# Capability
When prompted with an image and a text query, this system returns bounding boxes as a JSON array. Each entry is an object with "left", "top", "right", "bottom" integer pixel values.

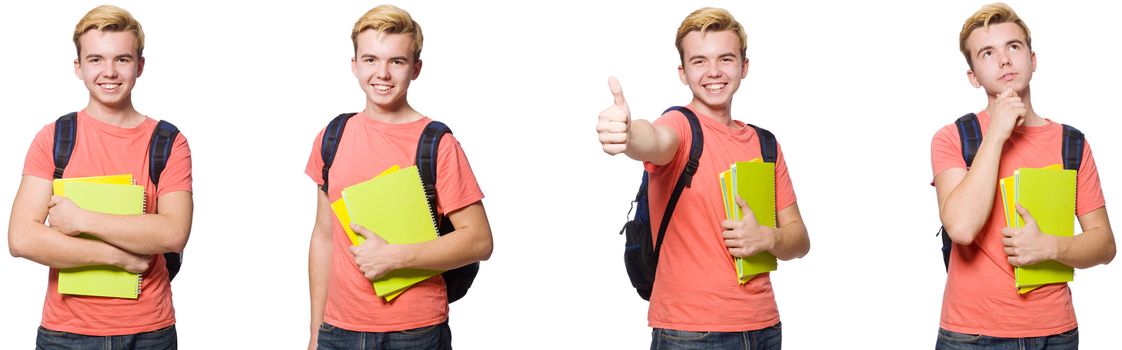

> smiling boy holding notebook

[
  {"left": 930, "top": 3, "right": 1116, "bottom": 347},
  {"left": 596, "top": 7, "right": 809, "bottom": 349},
  {"left": 304, "top": 5, "right": 493, "bottom": 349},
  {"left": 7, "top": 5, "right": 193, "bottom": 348}
]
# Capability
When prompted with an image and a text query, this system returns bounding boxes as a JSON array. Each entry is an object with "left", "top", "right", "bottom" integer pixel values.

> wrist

[{"left": 1049, "top": 235, "right": 1070, "bottom": 262}]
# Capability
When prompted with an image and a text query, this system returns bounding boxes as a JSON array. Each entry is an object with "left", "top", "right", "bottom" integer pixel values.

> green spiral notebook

[
  {"left": 54, "top": 177, "right": 145, "bottom": 299},
  {"left": 339, "top": 165, "right": 442, "bottom": 301}
]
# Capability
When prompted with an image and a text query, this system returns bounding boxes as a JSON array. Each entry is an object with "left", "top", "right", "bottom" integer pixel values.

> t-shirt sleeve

[
  {"left": 304, "top": 128, "right": 328, "bottom": 187},
  {"left": 643, "top": 110, "right": 690, "bottom": 175},
  {"left": 1075, "top": 140, "right": 1106, "bottom": 216},
  {"left": 931, "top": 124, "right": 965, "bottom": 181},
  {"left": 434, "top": 134, "right": 484, "bottom": 214},
  {"left": 774, "top": 141, "right": 797, "bottom": 211},
  {"left": 22, "top": 123, "right": 55, "bottom": 180},
  {"left": 155, "top": 133, "right": 193, "bottom": 197}
]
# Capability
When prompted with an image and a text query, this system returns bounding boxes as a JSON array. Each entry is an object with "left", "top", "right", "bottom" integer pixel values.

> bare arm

[
  {"left": 597, "top": 77, "right": 680, "bottom": 166},
  {"left": 47, "top": 190, "right": 193, "bottom": 255},
  {"left": 349, "top": 201, "right": 493, "bottom": 279},
  {"left": 1004, "top": 206, "right": 1115, "bottom": 269},
  {"left": 937, "top": 89, "right": 1025, "bottom": 244},
  {"left": 308, "top": 187, "right": 333, "bottom": 349},
  {"left": 8, "top": 175, "right": 149, "bottom": 273},
  {"left": 722, "top": 199, "right": 809, "bottom": 261},
  {"left": 770, "top": 203, "right": 810, "bottom": 260}
]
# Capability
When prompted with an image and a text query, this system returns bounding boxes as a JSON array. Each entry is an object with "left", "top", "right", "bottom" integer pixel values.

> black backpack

[
  {"left": 52, "top": 112, "right": 184, "bottom": 280},
  {"left": 937, "top": 113, "right": 1084, "bottom": 271},
  {"left": 320, "top": 113, "right": 479, "bottom": 303},
  {"left": 620, "top": 106, "right": 777, "bottom": 300}
]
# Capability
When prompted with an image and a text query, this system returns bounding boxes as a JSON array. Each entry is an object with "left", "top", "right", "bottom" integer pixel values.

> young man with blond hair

[
  {"left": 8, "top": 5, "right": 193, "bottom": 349},
  {"left": 931, "top": 3, "right": 1115, "bottom": 348},
  {"left": 597, "top": 7, "right": 809, "bottom": 349},
  {"left": 305, "top": 5, "right": 492, "bottom": 349}
]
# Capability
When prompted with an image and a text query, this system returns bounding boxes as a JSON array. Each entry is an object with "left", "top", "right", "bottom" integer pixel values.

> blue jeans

[
  {"left": 936, "top": 328, "right": 1079, "bottom": 350},
  {"left": 651, "top": 322, "right": 781, "bottom": 350},
  {"left": 317, "top": 321, "right": 452, "bottom": 350},
  {"left": 35, "top": 325, "right": 177, "bottom": 350}
]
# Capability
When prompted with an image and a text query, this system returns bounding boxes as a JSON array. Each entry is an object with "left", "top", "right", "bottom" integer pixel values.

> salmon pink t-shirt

[
  {"left": 305, "top": 113, "right": 484, "bottom": 332},
  {"left": 644, "top": 107, "right": 797, "bottom": 332},
  {"left": 22, "top": 110, "right": 193, "bottom": 336},
  {"left": 930, "top": 111, "right": 1104, "bottom": 337}
]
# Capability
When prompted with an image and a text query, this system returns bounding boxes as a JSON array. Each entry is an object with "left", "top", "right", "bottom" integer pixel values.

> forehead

[
  {"left": 78, "top": 30, "right": 138, "bottom": 56},
  {"left": 680, "top": 30, "right": 742, "bottom": 58},
  {"left": 354, "top": 30, "right": 415, "bottom": 57},
  {"left": 965, "top": 22, "right": 1027, "bottom": 53}
]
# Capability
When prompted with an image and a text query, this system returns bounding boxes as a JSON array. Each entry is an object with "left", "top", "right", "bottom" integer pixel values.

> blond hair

[
  {"left": 73, "top": 5, "right": 144, "bottom": 57},
  {"left": 959, "top": 3, "right": 1032, "bottom": 68},
  {"left": 675, "top": 7, "right": 747, "bottom": 62},
  {"left": 351, "top": 5, "right": 423, "bottom": 60}
]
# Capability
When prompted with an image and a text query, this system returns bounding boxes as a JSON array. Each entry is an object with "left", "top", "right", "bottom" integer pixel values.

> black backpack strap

[
  {"left": 653, "top": 106, "right": 704, "bottom": 260},
  {"left": 145, "top": 120, "right": 183, "bottom": 281},
  {"left": 320, "top": 113, "right": 358, "bottom": 193},
  {"left": 415, "top": 121, "right": 452, "bottom": 228},
  {"left": 747, "top": 124, "right": 778, "bottom": 163},
  {"left": 148, "top": 120, "right": 180, "bottom": 187},
  {"left": 52, "top": 112, "right": 79, "bottom": 179},
  {"left": 1061, "top": 124, "right": 1084, "bottom": 171},
  {"left": 941, "top": 113, "right": 983, "bottom": 271},
  {"left": 954, "top": 113, "right": 982, "bottom": 167}
]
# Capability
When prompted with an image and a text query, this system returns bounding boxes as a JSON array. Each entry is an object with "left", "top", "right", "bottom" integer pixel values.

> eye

[
  {"left": 116, "top": 58, "right": 130, "bottom": 63},
  {"left": 391, "top": 59, "right": 406, "bottom": 65},
  {"left": 362, "top": 57, "right": 374, "bottom": 63},
  {"left": 89, "top": 57, "right": 101, "bottom": 63},
  {"left": 980, "top": 50, "right": 992, "bottom": 59},
  {"left": 1009, "top": 44, "right": 1020, "bottom": 51}
]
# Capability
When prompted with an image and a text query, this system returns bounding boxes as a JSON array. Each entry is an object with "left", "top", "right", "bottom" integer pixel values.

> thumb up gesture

[{"left": 597, "top": 77, "right": 631, "bottom": 155}]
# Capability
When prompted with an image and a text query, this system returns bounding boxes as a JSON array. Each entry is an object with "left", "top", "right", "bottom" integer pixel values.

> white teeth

[
  {"left": 373, "top": 85, "right": 391, "bottom": 91},
  {"left": 101, "top": 84, "right": 120, "bottom": 89},
  {"left": 704, "top": 83, "right": 725, "bottom": 92}
]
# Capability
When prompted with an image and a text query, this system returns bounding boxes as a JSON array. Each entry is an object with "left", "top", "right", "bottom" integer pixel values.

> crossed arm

[{"left": 8, "top": 175, "right": 193, "bottom": 272}]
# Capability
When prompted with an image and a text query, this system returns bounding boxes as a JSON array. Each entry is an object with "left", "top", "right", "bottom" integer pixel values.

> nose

[
  {"left": 373, "top": 62, "right": 391, "bottom": 80},
  {"left": 997, "top": 51, "right": 1013, "bottom": 68},
  {"left": 705, "top": 61, "right": 722, "bottom": 78}
]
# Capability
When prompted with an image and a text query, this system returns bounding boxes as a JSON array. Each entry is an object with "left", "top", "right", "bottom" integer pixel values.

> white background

[{"left": 1, "top": 1, "right": 1118, "bottom": 348}]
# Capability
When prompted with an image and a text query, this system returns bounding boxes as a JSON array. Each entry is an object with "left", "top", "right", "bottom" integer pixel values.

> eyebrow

[
  {"left": 358, "top": 53, "right": 410, "bottom": 61},
  {"left": 687, "top": 52, "right": 738, "bottom": 62},
  {"left": 83, "top": 53, "right": 135, "bottom": 60},
  {"left": 976, "top": 39, "right": 1025, "bottom": 57}
]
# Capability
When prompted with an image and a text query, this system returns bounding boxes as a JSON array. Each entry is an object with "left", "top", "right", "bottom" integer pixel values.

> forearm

[
  {"left": 940, "top": 139, "right": 1003, "bottom": 243},
  {"left": 308, "top": 230, "right": 331, "bottom": 333},
  {"left": 1054, "top": 209, "right": 1115, "bottom": 268},
  {"left": 81, "top": 211, "right": 190, "bottom": 254},
  {"left": 623, "top": 120, "right": 677, "bottom": 165},
  {"left": 80, "top": 191, "right": 193, "bottom": 255},
  {"left": 398, "top": 224, "right": 493, "bottom": 271},
  {"left": 10, "top": 220, "right": 136, "bottom": 269},
  {"left": 771, "top": 219, "right": 809, "bottom": 261},
  {"left": 1053, "top": 228, "right": 1116, "bottom": 268}
]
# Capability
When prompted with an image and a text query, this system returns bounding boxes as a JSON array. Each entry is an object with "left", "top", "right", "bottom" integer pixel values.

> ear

[
  {"left": 411, "top": 59, "right": 422, "bottom": 80},
  {"left": 967, "top": 69, "right": 981, "bottom": 88},
  {"left": 351, "top": 56, "right": 358, "bottom": 77},
  {"left": 1030, "top": 50, "right": 1037, "bottom": 73},
  {"left": 74, "top": 58, "right": 81, "bottom": 79},
  {"left": 678, "top": 64, "right": 687, "bottom": 85},
  {"left": 740, "top": 57, "right": 749, "bottom": 79},
  {"left": 136, "top": 56, "right": 145, "bottom": 78}
]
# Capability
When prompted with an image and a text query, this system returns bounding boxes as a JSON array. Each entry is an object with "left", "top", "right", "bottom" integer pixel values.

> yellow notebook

[
  {"left": 330, "top": 198, "right": 406, "bottom": 301},
  {"left": 1012, "top": 166, "right": 1075, "bottom": 293},
  {"left": 728, "top": 159, "right": 777, "bottom": 284},
  {"left": 340, "top": 165, "right": 441, "bottom": 300},
  {"left": 54, "top": 178, "right": 145, "bottom": 299}
]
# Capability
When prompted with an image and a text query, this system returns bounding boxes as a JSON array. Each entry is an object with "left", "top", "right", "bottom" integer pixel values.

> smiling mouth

[
  {"left": 98, "top": 83, "right": 122, "bottom": 91},
  {"left": 703, "top": 83, "right": 727, "bottom": 93},
  {"left": 372, "top": 84, "right": 393, "bottom": 92}
]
